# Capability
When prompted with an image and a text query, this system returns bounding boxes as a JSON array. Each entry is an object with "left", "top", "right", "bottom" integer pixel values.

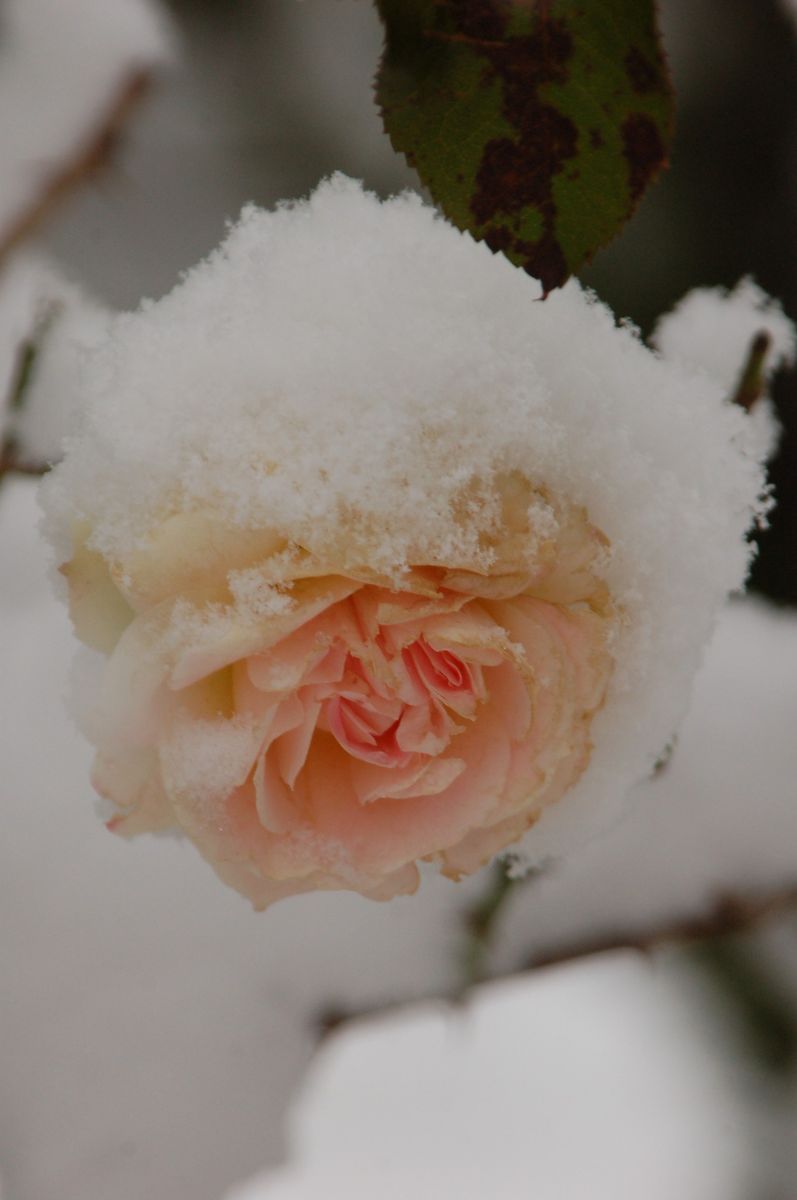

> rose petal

[
  {"left": 253, "top": 750, "right": 301, "bottom": 835},
  {"left": 274, "top": 696, "right": 322, "bottom": 789},
  {"left": 111, "top": 511, "right": 287, "bottom": 610},
  {"left": 61, "top": 523, "right": 134, "bottom": 654},
  {"left": 94, "top": 749, "right": 174, "bottom": 835},
  {"left": 168, "top": 576, "right": 359, "bottom": 689},
  {"left": 350, "top": 753, "right": 467, "bottom": 804},
  {"left": 299, "top": 714, "right": 510, "bottom": 877}
]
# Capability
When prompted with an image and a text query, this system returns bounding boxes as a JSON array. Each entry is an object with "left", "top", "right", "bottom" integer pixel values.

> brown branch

[
  {"left": 316, "top": 883, "right": 797, "bottom": 1037},
  {"left": 0, "top": 442, "right": 50, "bottom": 481},
  {"left": 525, "top": 885, "right": 797, "bottom": 970},
  {"left": 0, "top": 68, "right": 152, "bottom": 269},
  {"left": 0, "top": 72, "right": 152, "bottom": 487}
]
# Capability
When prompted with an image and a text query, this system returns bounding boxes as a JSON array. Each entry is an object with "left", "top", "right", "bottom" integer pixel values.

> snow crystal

[
  {"left": 227, "top": 957, "right": 752, "bottom": 1200},
  {"left": 0, "top": 0, "right": 172, "bottom": 246},
  {"left": 42, "top": 175, "right": 793, "bottom": 863}
]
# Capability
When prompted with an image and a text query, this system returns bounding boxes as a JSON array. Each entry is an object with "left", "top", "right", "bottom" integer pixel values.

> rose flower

[
  {"left": 62, "top": 476, "right": 613, "bottom": 906},
  {"left": 43, "top": 178, "right": 786, "bottom": 907}
]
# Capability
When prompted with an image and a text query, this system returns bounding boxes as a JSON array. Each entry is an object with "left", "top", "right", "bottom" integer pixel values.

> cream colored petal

[
  {"left": 439, "top": 569, "right": 535, "bottom": 600},
  {"left": 233, "top": 659, "right": 287, "bottom": 725},
  {"left": 208, "top": 855, "right": 419, "bottom": 911},
  {"left": 93, "top": 749, "right": 175, "bottom": 836},
  {"left": 369, "top": 587, "right": 467, "bottom": 626},
  {"left": 379, "top": 604, "right": 511, "bottom": 666},
  {"left": 60, "top": 523, "right": 134, "bottom": 654},
  {"left": 168, "top": 576, "right": 360, "bottom": 690},
  {"left": 438, "top": 808, "right": 540, "bottom": 878},
  {"left": 111, "top": 511, "right": 288, "bottom": 610},
  {"left": 527, "top": 511, "right": 611, "bottom": 609},
  {"left": 94, "top": 605, "right": 176, "bottom": 747},
  {"left": 246, "top": 610, "right": 350, "bottom": 693}
]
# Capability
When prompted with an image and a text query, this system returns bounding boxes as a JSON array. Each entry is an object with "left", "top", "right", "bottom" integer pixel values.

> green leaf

[{"left": 376, "top": 0, "right": 674, "bottom": 293}]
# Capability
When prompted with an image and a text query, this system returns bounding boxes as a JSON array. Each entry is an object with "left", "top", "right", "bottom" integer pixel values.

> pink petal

[
  {"left": 253, "top": 751, "right": 301, "bottom": 835},
  {"left": 274, "top": 696, "right": 322, "bottom": 788},
  {"left": 169, "top": 576, "right": 359, "bottom": 690}
]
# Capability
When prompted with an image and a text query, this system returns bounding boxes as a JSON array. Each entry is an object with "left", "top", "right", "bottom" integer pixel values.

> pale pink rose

[{"left": 61, "top": 474, "right": 614, "bottom": 908}]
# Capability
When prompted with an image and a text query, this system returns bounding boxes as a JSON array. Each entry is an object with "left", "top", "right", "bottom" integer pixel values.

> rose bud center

[{"left": 322, "top": 638, "right": 480, "bottom": 769}]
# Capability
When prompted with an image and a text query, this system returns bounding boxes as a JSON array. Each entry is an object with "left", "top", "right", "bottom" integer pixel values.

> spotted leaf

[{"left": 376, "top": 0, "right": 674, "bottom": 293}]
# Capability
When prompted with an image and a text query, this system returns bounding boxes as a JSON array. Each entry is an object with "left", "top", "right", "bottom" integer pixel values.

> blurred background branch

[
  {"left": 0, "top": 70, "right": 152, "bottom": 270},
  {"left": 524, "top": 885, "right": 797, "bottom": 973}
]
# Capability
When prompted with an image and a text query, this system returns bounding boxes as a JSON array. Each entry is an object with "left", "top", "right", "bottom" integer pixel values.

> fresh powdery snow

[
  {"left": 653, "top": 278, "right": 796, "bottom": 394},
  {"left": 225, "top": 957, "right": 753, "bottom": 1200},
  {"left": 42, "top": 174, "right": 794, "bottom": 867},
  {"left": 0, "top": 0, "right": 172, "bottom": 249}
]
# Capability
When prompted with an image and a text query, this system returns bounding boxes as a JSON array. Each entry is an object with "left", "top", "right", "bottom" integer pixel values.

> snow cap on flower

[{"left": 42, "top": 176, "right": 788, "bottom": 888}]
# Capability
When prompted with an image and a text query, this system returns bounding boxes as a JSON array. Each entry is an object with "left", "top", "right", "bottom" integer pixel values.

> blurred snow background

[
  {"left": 226, "top": 958, "right": 756, "bottom": 1200},
  {"left": 1, "top": 1, "right": 797, "bottom": 1199}
]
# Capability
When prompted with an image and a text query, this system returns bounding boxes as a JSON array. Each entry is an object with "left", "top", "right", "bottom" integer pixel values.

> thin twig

[
  {"left": 461, "top": 860, "right": 519, "bottom": 986},
  {"left": 315, "top": 882, "right": 797, "bottom": 1037},
  {"left": 0, "top": 441, "right": 50, "bottom": 480},
  {"left": 0, "top": 69, "right": 152, "bottom": 268},
  {"left": 525, "top": 884, "right": 797, "bottom": 971},
  {"left": 0, "top": 309, "right": 61, "bottom": 485}
]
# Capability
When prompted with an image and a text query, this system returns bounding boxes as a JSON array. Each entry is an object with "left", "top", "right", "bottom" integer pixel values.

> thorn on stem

[{"left": 730, "top": 330, "right": 771, "bottom": 411}]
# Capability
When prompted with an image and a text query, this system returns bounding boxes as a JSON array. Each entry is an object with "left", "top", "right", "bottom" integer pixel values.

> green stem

[
  {"left": 461, "top": 860, "right": 523, "bottom": 988},
  {"left": 690, "top": 935, "right": 797, "bottom": 1077}
]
